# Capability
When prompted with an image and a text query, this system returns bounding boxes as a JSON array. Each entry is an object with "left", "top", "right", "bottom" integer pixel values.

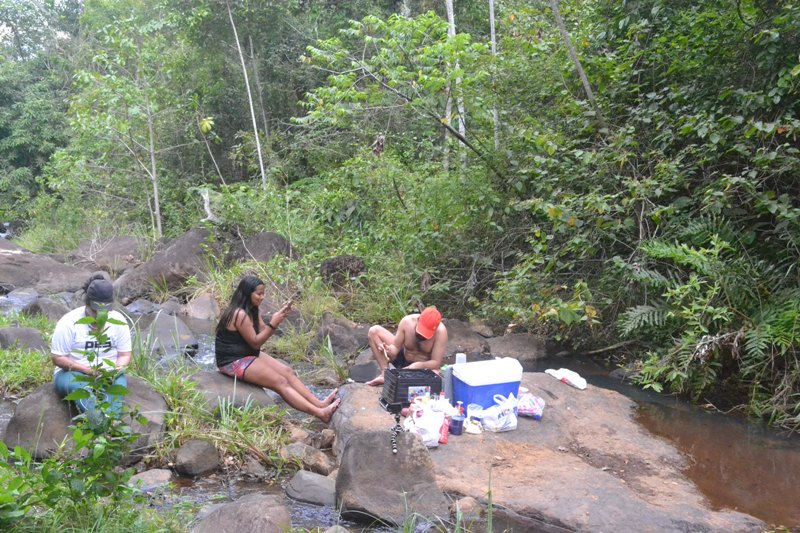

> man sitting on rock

[{"left": 366, "top": 307, "right": 448, "bottom": 386}]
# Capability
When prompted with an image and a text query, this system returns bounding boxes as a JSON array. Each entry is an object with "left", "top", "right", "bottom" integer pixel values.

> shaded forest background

[{"left": 1, "top": 0, "right": 799, "bottom": 430}]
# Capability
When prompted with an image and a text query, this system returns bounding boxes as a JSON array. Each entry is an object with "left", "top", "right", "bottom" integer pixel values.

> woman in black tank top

[{"left": 215, "top": 276, "right": 340, "bottom": 422}]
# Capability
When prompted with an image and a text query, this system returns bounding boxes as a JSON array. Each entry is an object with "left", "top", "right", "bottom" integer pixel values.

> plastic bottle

[
  {"left": 432, "top": 391, "right": 447, "bottom": 412},
  {"left": 442, "top": 365, "right": 453, "bottom": 405},
  {"left": 456, "top": 401, "right": 464, "bottom": 416}
]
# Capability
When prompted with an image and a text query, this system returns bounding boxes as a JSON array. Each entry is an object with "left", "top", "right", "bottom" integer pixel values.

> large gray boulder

[
  {"left": 0, "top": 326, "right": 48, "bottom": 352},
  {"left": 132, "top": 312, "right": 198, "bottom": 358},
  {"left": 279, "top": 441, "right": 335, "bottom": 475},
  {"left": 71, "top": 236, "right": 143, "bottom": 277},
  {"left": 114, "top": 228, "right": 218, "bottom": 304},
  {"left": 3, "top": 376, "right": 167, "bottom": 461},
  {"left": 188, "top": 371, "right": 277, "bottom": 413},
  {"left": 226, "top": 231, "right": 294, "bottom": 263},
  {"left": 442, "top": 318, "right": 491, "bottom": 363},
  {"left": 129, "top": 468, "right": 173, "bottom": 492},
  {"left": 21, "top": 297, "right": 71, "bottom": 323},
  {"left": 347, "top": 349, "right": 379, "bottom": 383},
  {"left": 487, "top": 332, "right": 557, "bottom": 364},
  {"left": 175, "top": 439, "right": 219, "bottom": 476},
  {"left": 312, "top": 313, "right": 368, "bottom": 360},
  {"left": 336, "top": 431, "right": 449, "bottom": 526},
  {"left": 191, "top": 493, "right": 291, "bottom": 533},
  {"left": 0, "top": 239, "right": 90, "bottom": 294},
  {"left": 332, "top": 380, "right": 767, "bottom": 533},
  {"left": 286, "top": 470, "right": 336, "bottom": 506},
  {"left": 183, "top": 292, "right": 220, "bottom": 321}
]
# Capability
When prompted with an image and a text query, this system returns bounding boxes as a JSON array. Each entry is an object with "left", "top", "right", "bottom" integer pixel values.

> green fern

[
  {"left": 617, "top": 303, "right": 668, "bottom": 337},
  {"left": 629, "top": 266, "right": 670, "bottom": 288},
  {"left": 743, "top": 326, "right": 771, "bottom": 363},
  {"left": 679, "top": 215, "right": 738, "bottom": 246}
]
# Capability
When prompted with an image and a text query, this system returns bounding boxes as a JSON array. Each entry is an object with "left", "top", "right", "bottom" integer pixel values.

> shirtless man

[{"left": 365, "top": 306, "right": 448, "bottom": 387}]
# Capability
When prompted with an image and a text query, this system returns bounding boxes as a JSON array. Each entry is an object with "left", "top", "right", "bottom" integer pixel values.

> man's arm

[
  {"left": 51, "top": 354, "right": 97, "bottom": 376},
  {"left": 384, "top": 316, "right": 410, "bottom": 359},
  {"left": 115, "top": 351, "right": 132, "bottom": 369}
]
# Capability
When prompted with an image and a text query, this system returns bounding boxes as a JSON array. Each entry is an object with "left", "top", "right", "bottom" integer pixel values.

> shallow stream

[{"left": 528, "top": 356, "right": 800, "bottom": 530}]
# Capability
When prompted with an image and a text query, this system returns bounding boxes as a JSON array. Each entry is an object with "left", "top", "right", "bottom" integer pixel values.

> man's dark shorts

[{"left": 392, "top": 348, "right": 408, "bottom": 369}]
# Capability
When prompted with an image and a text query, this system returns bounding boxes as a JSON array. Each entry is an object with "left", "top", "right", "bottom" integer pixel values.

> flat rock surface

[{"left": 332, "top": 374, "right": 766, "bottom": 533}]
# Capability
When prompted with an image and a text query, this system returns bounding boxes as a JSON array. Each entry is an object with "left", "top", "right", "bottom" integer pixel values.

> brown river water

[{"left": 548, "top": 356, "right": 800, "bottom": 530}]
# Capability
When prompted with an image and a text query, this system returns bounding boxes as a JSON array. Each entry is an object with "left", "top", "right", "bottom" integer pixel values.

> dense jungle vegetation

[{"left": 1, "top": 0, "right": 799, "bottom": 439}]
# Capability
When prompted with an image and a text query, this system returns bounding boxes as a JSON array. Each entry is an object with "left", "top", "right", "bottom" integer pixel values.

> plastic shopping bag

[
  {"left": 545, "top": 368, "right": 587, "bottom": 390},
  {"left": 482, "top": 393, "right": 518, "bottom": 432},
  {"left": 405, "top": 401, "right": 445, "bottom": 447},
  {"left": 517, "top": 392, "right": 546, "bottom": 419}
]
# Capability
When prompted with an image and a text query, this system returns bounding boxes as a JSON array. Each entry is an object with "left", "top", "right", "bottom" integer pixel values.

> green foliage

[
  {"left": 0, "top": 346, "right": 52, "bottom": 398},
  {"left": 0, "top": 313, "right": 53, "bottom": 397},
  {"left": 299, "top": 11, "right": 491, "bottom": 168},
  {"left": 0, "top": 311, "right": 145, "bottom": 528},
  {"left": 142, "top": 361, "right": 289, "bottom": 469},
  {"left": 0, "top": 0, "right": 80, "bottom": 221},
  {"left": 317, "top": 335, "right": 349, "bottom": 382}
]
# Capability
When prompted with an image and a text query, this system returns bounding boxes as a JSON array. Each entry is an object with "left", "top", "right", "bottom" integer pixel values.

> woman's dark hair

[{"left": 216, "top": 275, "right": 264, "bottom": 334}]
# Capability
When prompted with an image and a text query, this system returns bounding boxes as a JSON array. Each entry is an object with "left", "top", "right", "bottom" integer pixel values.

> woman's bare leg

[
  {"left": 259, "top": 353, "right": 334, "bottom": 408},
  {"left": 243, "top": 357, "right": 340, "bottom": 422}
]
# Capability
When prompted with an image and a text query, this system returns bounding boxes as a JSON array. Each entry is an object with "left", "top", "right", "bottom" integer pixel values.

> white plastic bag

[
  {"left": 405, "top": 401, "right": 444, "bottom": 447},
  {"left": 545, "top": 368, "right": 587, "bottom": 390},
  {"left": 517, "top": 392, "right": 545, "bottom": 419},
  {"left": 481, "top": 393, "right": 518, "bottom": 432}
]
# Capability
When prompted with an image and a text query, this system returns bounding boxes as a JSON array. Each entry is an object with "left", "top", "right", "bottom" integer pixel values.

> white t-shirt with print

[{"left": 50, "top": 307, "right": 132, "bottom": 373}]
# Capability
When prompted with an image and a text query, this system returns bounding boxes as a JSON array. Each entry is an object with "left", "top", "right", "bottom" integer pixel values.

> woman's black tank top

[{"left": 215, "top": 328, "right": 258, "bottom": 367}]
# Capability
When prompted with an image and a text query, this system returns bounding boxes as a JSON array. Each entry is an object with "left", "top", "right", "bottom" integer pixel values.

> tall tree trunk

[
  {"left": 249, "top": 36, "right": 270, "bottom": 142},
  {"left": 443, "top": 87, "right": 451, "bottom": 172},
  {"left": 549, "top": 0, "right": 606, "bottom": 127},
  {"left": 145, "top": 105, "right": 163, "bottom": 239},
  {"left": 489, "top": 0, "right": 500, "bottom": 150},
  {"left": 226, "top": 0, "right": 267, "bottom": 187},
  {"left": 445, "top": 0, "right": 467, "bottom": 172}
]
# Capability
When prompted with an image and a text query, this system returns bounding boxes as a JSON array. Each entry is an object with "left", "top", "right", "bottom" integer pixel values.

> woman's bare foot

[
  {"left": 323, "top": 388, "right": 338, "bottom": 405},
  {"left": 319, "top": 399, "right": 341, "bottom": 423}
]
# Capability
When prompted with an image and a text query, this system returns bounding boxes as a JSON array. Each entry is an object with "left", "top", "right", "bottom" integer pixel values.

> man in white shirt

[{"left": 51, "top": 275, "right": 132, "bottom": 416}]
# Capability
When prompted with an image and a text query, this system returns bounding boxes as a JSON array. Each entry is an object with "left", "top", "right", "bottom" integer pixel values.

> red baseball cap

[{"left": 416, "top": 306, "right": 442, "bottom": 339}]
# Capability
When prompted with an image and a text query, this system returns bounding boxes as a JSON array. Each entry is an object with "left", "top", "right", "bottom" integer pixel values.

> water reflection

[
  {"left": 525, "top": 356, "right": 799, "bottom": 529},
  {"left": 636, "top": 400, "right": 800, "bottom": 529}
]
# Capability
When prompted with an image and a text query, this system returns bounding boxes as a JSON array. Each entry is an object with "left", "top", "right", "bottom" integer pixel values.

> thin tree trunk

[
  {"left": 359, "top": 65, "right": 506, "bottom": 180},
  {"left": 443, "top": 87, "right": 451, "bottom": 172},
  {"left": 249, "top": 36, "right": 270, "bottom": 141},
  {"left": 445, "top": 0, "right": 467, "bottom": 172},
  {"left": 203, "top": 133, "right": 226, "bottom": 185},
  {"left": 489, "top": 0, "right": 500, "bottom": 150},
  {"left": 145, "top": 105, "right": 163, "bottom": 239},
  {"left": 226, "top": 0, "right": 267, "bottom": 187},
  {"left": 549, "top": 0, "right": 606, "bottom": 127}
]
